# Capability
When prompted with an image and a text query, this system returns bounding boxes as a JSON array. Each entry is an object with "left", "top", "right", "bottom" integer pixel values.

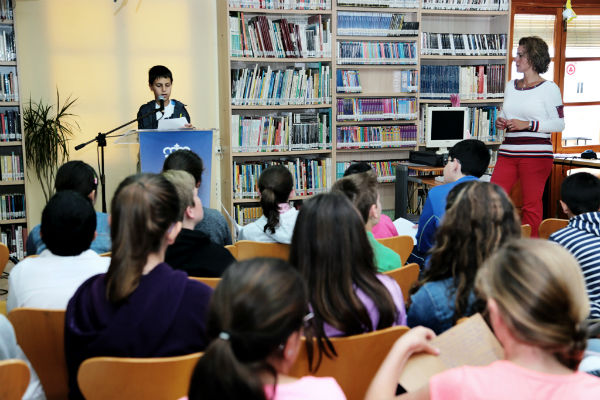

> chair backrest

[
  {"left": 0, "top": 359, "right": 30, "bottom": 400},
  {"left": 7, "top": 308, "right": 67, "bottom": 400},
  {"left": 0, "top": 242, "right": 9, "bottom": 276},
  {"left": 538, "top": 218, "right": 569, "bottom": 239},
  {"left": 77, "top": 352, "right": 202, "bottom": 400},
  {"left": 225, "top": 244, "right": 237, "bottom": 259},
  {"left": 376, "top": 235, "right": 414, "bottom": 264},
  {"left": 189, "top": 276, "right": 221, "bottom": 289},
  {"left": 521, "top": 224, "right": 532, "bottom": 238},
  {"left": 99, "top": 251, "right": 111, "bottom": 257},
  {"left": 289, "top": 325, "right": 409, "bottom": 400},
  {"left": 233, "top": 240, "right": 290, "bottom": 261},
  {"left": 383, "top": 263, "right": 420, "bottom": 303}
]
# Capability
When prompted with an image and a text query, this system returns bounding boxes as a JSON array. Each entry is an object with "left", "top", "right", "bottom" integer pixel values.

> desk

[
  {"left": 549, "top": 155, "right": 600, "bottom": 218},
  {"left": 553, "top": 156, "right": 600, "bottom": 169},
  {"left": 402, "top": 163, "right": 444, "bottom": 213}
]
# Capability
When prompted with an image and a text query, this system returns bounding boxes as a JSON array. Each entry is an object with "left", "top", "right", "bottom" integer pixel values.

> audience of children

[
  {"left": 238, "top": 165, "right": 298, "bottom": 244},
  {"left": 186, "top": 258, "right": 346, "bottom": 400},
  {"left": 407, "top": 181, "right": 521, "bottom": 334},
  {"left": 333, "top": 170, "right": 402, "bottom": 271},
  {"left": 26, "top": 160, "right": 111, "bottom": 255},
  {"left": 342, "top": 162, "right": 399, "bottom": 238},
  {"left": 162, "top": 149, "right": 232, "bottom": 246},
  {"left": 64, "top": 173, "right": 212, "bottom": 399},
  {"left": 0, "top": 314, "right": 45, "bottom": 400},
  {"left": 366, "top": 239, "right": 600, "bottom": 399},
  {"left": 163, "top": 169, "right": 235, "bottom": 277},
  {"left": 289, "top": 192, "right": 406, "bottom": 367},
  {"left": 549, "top": 172, "right": 600, "bottom": 319},
  {"left": 412, "top": 139, "right": 490, "bottom": 266},
  {"left": 7, "top": 191, "right": 110, "bottom": 312}
]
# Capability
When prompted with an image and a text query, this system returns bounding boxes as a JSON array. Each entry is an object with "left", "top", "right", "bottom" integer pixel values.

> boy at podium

[{"left": 137, "top": 65, "right": 191, "bottom": 129}]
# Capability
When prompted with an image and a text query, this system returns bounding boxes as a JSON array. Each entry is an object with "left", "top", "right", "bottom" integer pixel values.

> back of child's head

[
  {"left": 188, "top": 258, "right": 307, "bottom": 400},
  {"left": 106, "top": 173, "right": 181, "bottom": 304},
  {"left": 448, "top": 139, "right": 490, "bottom": 178},
  {"left": 41, "top": 190, "right": 96, "bottom": 256},
  {"left": 258, "top": 165, "right": 294, "bottom": 234},
  {"left": 148, "top": 65, "right": 173, "bottom": 85},
  {"left": 476, "top": 238, "right": 589, "bottom": 370},
  {"left": 332, "top": 170, "right": 378, "bottom": 224},
  {"left": 54, "top": 160, "right": 98, "bottom": 200},
  {"left": 162, "top": 149, "right": 204, "bottom": 187},
  {"left": 162, "top": 169, "right": 196, "bottom": 220},
  {"left": 343, "top": 162, "right": 372, "bottom": 177},
  {"left": 561, "top": 172, "right": 600, "bottom": 215}
]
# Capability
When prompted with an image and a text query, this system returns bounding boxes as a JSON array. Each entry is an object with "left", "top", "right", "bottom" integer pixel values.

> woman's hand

[
  {"left": 505, "top": 119, "right": 529, "bottom": 131},
  {"left": 495, "top": 117, "right": 508, "bottom": 130}
]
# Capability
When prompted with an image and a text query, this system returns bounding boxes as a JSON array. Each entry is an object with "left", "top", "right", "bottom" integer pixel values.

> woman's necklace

[{"left": 521, "top": 77, "right": 543, "bottom": 89}]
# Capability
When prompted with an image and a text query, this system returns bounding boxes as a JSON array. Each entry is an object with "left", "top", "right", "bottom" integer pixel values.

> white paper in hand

[{"left": 157, "top": 117, "right": 188, "bottom": 130}]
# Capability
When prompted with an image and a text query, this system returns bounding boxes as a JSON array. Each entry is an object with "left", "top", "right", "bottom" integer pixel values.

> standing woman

[{"left": 492, "top": 36, "right": 565, "bottom": 236}]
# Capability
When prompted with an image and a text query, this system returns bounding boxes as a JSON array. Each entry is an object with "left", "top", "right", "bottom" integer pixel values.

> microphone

[{"left": 158, "top": 95, "right": 165, "bottom": 112}]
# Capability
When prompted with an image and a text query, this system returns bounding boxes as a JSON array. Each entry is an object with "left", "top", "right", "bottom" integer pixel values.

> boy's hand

[{"left": 184, "top": 123, "right": 194, "bottom": 129}]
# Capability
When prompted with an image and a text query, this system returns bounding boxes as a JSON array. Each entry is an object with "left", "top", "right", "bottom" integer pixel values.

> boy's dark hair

[
  {"left": 162, "top": 150, "right": 204, "bottom": 186},
  {"left": 41, "top": 191, "right": 97, "bottom": 256},
  {"left": 561, "top": 172, "right": 600, "bottom": 215},
  {"left": 55, "top": 161, "right": 98, "bottom": 198},
  {"left": 148, "top": 65, "right": 173, "bottom": 85},
  {"left": 448, "top": 139, "right": 490, "bottom": 178},
  {"left": 343, "top": 162, "right": 372, "bottom": 177}
]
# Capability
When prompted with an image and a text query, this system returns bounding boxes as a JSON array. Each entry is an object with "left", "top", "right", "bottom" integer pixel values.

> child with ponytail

[
  {"left": 238, "top": 165, "right": 298, "bottom": 244},
  {"left": 187, "top": 258, "right": 346, "bottom": 400}
]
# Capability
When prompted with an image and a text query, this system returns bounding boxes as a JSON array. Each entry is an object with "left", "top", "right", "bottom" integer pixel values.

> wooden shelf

[
  {"left": 0, "top": 218, "right": 26, "bottom": 225},
  {"left": 336, "top": 119, "right": 418, "bottom": 126},
  {"left": 0, "top": 141, "right": 21, "bottom": 146},
  {"left": 0, "top": 101, "right": 18, "bottom": 106},
  {"left": 231, "top": 57, "right": 331, "bottom": 63},
  {"left": 336, "top": 92, "right": 417, "bottom": 98},
  {"left": 419, "top": 98, "right": 503, "bottom": 104},
  {"left": 421, "top": 9, "right": 509, "bottom": 16},
  {"left": 336, "top": 147, "right": 415, "bottom": 153},
  {"left": 232, "top": 149, "right": 332, "bottom": 157},
  {"left": 336, "top": 35, "right": 418, "bottom": 41},
  {"left": 420, "top": 55, "right": 507, "bottom": 60},
  {"left": 0, "top": 180, "right": 24, "bottom": 186},
  {"left": 336, "top": 6, "right": 419, "bottom": 13},
  {"left": 0, "top": 19, "right": 13, "bottom": 25},
  {"left": 0, "top": 61, "right": 16, "bottom": 66},
  {"left": 228, "top": 7, "right": 332, "bottom": 14},
  {"left": 231, "top": 104, "right": 332, "bottom": 110},
  {"left": 233, "top": 194, "right": 317, "bottom": 204}
]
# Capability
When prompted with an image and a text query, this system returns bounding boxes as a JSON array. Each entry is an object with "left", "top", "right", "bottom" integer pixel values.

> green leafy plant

[{"left": 23, "top": 91, "right": 79, "bottom": 202}]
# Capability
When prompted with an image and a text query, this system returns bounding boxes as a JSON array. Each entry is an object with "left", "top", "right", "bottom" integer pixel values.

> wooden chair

[
  {"left": 384, "top": 263, "right": 420, "bottom": 303},
  {"left": 538, "top": 218, "right": 569, "bottom": 239},
  {"left": 77, "top": 352, "right": 202, "bottom": 400},
  {"left": 0, "top": 300, "right": 6, "bottom": 316},
  {"left": 99, "top": 251, "right": 111, "bottom": 257},
  {"left": 0, "top": 242, "right": 9, "bottom": 276},
  {"left": 7, "top": 308, "right": 67, "bottom": 400},
  {"left": 189, "top": 276, "right": 220, "bottom": 289},
  {"left": 289, "top": 326, "right": 409, "bottom": 400},
  {"left": 521, "top": 224, "right": 532, "bottom": 238},
  {"left": 0, "top": 359, "right": 30, "bottom": 400},
  {"left": 233, "top": 240, "right": 290, "bottom": 261},
  {"left": 376, "top": 235, "right": 414, "bottom": 264},
  {"left": 225, "top": 244, "right": 237, "bottom": 259}
]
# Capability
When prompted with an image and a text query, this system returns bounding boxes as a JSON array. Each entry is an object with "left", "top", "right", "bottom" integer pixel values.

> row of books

[
  {"left": 0, "top": 193, "right": 25, "bottom": 220},
  {"left": 422, "top": 0, "right": 509, "bottom": 11},
  {"left": 231, "top": 111, "right": 331, "bottom": 152},
  {"left": 419, "top": 64, "right": 505, "bottom": 99},
  {"left": 337, "top": 97, "right": 417, "bottom": 121},
  {"left": 234, "top": 205, "right": 263, "bottom": 226},
  {"left": 336, "top": 69, "right": 361, "bottom": 93},
  {"left": 336, "top": 160, "right": 400, "bottom": 182},
  {"left": 336, "top": 125, "right": 417, "bottom": 149},
  {"left": 0, "top": 0, "right": 13, "bottom": 20},
  {"left": 1, "top": 224, "right": 26, "bottom": 260},
  {"left": 337, "top": 41, "right": 417, "bottom": 64},
  {"left": 0, "top": 30, "right": 15, "bottom": 62},
  {"left": 337, "top": 12, "right": 419, "bottom": 37},
  {"left": 231, "top": 64, "right": 331, "bottom": 106},
  {"left": 228, "top": 0, "right": 331, "bottom": 10},
  {"left": 0, "top": 152, "right": 23, "bottom": 181},
  {"left": 233, "top": 158, "right": 332, "bottom": 198},
  {"left": 337, "top": 0, "right": 419, "bottom": 8},
  {"left": 0, "top": 110, "right": 21, "bottom": 140},
  {"left": 0, "top": 71, "right": 17, "bottom": 102},
  {"left": 229, "top": 13, "right": 331, "bottom": 58},
  {"left": 421, "top": 32, "right": 507, "bottom": 56}
]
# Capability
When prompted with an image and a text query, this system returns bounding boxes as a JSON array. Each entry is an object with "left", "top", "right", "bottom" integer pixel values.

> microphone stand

[{"left": 74, "top": 105, "right": 163, "bottom": 213}]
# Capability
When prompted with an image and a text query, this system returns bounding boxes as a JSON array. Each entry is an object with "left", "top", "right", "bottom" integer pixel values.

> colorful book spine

[
  {"left": 421, "top": 32, "right": 507, "bottom": 56},
  {"left": 419, "top": 64, "right": 505, "bottom": 100},
  {"left": 422, "top": 0, "right": 508, "bottom": 11},
  {"left": 337, "top": 12, "right": 418, "bottom": 37},
  {"left": 337, "top": 41, "right": 417, "bottom": 65},
  {"left": 336, "top": 160, "right": 402, "bottom": 182},
  {"left": 336, "top": 125, "right": 417, "bottom": 149},
  {"left": 336, "top": 97, "right": 417, "bottom": 121},
  {"left": 336, "top": 0, "right": 419, "bottom": 8},
  {"left": 228, "top": 0, "right": 331, "bottom": 10}
]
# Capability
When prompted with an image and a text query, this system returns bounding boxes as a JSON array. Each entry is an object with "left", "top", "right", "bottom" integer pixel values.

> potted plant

[{"left": 23, "top": 91, "right": 79, "bottom": 202}]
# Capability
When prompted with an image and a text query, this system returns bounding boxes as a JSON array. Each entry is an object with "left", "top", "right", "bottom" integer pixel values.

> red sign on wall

[{"left": 567, "top": 63, "right": 576, "bottom": 75}]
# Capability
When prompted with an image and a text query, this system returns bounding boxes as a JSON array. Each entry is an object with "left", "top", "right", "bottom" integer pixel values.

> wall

[{"left": 15, "top": 0, "right": 220, "bottom": 228}]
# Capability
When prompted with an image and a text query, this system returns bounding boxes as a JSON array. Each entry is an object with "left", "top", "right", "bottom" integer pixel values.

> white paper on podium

[{"left": 158, "top": 117, "right": 188, "bottom": 130}]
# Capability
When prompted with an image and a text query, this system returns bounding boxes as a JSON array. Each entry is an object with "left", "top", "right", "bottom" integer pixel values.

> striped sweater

[
  {"left": 498, "top": 80, "right": 565, "bottom": 159},
  {"left": 550, "top": 212, "right": 600, "bottom": 319}
]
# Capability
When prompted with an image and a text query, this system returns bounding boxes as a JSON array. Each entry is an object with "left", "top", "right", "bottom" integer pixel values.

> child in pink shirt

[{"left": 365, "top": 239, "right": 600, "bottom": 400}]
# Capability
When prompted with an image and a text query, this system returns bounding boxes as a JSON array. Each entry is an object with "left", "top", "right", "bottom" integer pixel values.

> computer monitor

[{"left": 425, "top": 106, "right": 470, "bottom": 154}]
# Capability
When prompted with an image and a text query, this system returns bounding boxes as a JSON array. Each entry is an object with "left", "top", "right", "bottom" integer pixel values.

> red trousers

[{"left": 491, "top": 156, "right": 553, "bottom": 237}]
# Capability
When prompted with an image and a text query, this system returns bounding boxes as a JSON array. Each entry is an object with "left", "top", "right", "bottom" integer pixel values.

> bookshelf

[
  {"left": 219, "top": 0, "right": 511, "bottom": 227},
  {"left": 0, "top": 1, "right": 27, "bottom": 259}
]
